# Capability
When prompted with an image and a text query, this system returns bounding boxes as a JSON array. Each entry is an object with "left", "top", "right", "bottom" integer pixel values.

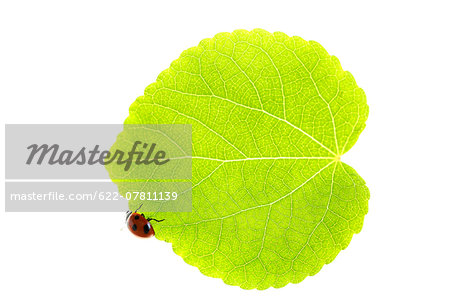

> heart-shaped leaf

[{"left": 124, "top": 29, "right": 369, "bottom": 289}]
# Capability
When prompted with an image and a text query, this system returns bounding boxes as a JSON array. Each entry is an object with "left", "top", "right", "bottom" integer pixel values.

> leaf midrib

[{"left": 147, "top": 92, "right": 337, "bottom": 157}]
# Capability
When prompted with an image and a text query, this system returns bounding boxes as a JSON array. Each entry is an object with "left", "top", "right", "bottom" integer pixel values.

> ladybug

[{"left": 126, "top": 204, "right": 164, "bottom": 238}]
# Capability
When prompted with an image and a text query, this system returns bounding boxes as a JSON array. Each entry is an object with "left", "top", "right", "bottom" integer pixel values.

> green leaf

[{"left": 126, "top": 29, "right": 369, "bottom": 289}]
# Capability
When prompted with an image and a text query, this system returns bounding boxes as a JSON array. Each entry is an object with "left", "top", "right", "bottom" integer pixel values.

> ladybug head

[
  {"left": 125, "top": 203, "right": 144, "bottom": 222},
  {"left": 125, "top": 203, "right": 165, "bottom": 224}
]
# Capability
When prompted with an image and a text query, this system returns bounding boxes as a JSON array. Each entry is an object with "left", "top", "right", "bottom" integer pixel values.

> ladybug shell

[{"left": 127, "top": 213, "right": 155, "bottom": 238}]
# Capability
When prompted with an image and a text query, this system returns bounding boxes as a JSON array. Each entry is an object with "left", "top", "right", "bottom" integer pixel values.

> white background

[{"left": 1, "top": 1, "right": 449, "bottom": 298}]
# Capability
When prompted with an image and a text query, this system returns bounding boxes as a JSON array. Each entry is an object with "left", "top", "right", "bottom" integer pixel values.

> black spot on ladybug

[
  {"left": 132, "top": 224, "right": 137, "bottom": 231},
  {"left": 134, "top": 215, "right": 140, "bottom": 220},
  {"left": 144, "top": 224, "right": 151, "bottom": 234}
]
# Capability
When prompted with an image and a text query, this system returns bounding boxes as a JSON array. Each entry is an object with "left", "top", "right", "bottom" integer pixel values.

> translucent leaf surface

[{"left": 125, "top": 29, "right": 369, "bottom": 289}]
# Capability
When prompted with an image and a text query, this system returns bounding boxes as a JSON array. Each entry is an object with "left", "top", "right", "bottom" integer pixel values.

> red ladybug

[{"left": 126, "top": 204, "right": 164, "bottom": 238}]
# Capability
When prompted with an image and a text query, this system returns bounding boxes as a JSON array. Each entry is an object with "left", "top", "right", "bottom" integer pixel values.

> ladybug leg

[
  {"left": 134, "top": 203, "right": 143, "bottom": 213},
  {"left": 148, "top": 218, "right": 165, "bottom": 222}
]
